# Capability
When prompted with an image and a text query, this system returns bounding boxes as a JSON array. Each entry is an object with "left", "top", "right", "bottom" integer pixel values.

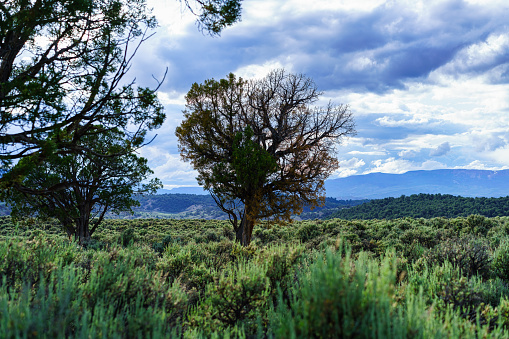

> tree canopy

[
  {"left": 0, "top": 0, "right": 242, "bottom": 241},
  {"left": 0, "top": 0, "right": 242, "bottom": 185},
  {"left": 2, "top": 127, "right": 160, "bottom": 242},
  {"left": 176, "top": 70, "right": 356, "bottom": 245},
  {"left": 328, "top": 193, "right": 509, "bottom": 220}
]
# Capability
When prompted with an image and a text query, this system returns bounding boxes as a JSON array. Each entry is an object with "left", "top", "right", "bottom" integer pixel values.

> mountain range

[
  {"left": 160, "top": 169, "right": 509, "bottom": 199},
  {"left": 323, "top": 169, "right": 509, "bottom": 199}
]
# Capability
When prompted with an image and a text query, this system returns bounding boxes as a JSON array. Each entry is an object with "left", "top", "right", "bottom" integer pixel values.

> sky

[{"left": 129, "top": 0, "right": 509, "bottom": 189}]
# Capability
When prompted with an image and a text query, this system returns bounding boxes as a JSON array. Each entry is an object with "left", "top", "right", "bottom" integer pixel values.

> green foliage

[
  {"left": 492, "top": 238, "right": 509, "bottom": 281},
  {"left": 194, "top": 0, "right": 243, "bottom": 35},
  {"left": 296, "top": 221, "right": 322, "bottom": 242},
  {"left": 2, "top": 217, "right": 509, "bottom": 337},
  {"left": 1, "top": 0, "right": 242, "bottom": 172},
  {"left": 187, "top": 260, "right": 270, "bottom": 335},
  {"left": 176, "top": 70, "right": 355, "bottom": 245},
  {"left": 329, "top": 194, "right": 509, "bottom": 220},
  {"left": 424, "top": 236, "right": 492, "bottom": 279},
  {"left": 3, "top": 130, "right": 161, "bottom": 243}
]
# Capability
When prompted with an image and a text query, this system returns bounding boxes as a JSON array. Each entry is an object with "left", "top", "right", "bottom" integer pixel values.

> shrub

[
  {"left": 466, "top": 214, "right": 493, "bottom": 236},
  {"left": 187, "top": 260, "right": 270, "bottom": 335},
  {"left": 119, "top": 227, "right": 137, "bottom": 247},
  {"left": 296, "top": 222, "right": 321, "bottom": 242},
  {"left": 492, "top": 238, "right": 509, "bottom": 282},
  {"left": 152, "top": 234, "right": 183, "bottom": 254},
  {"left": 269, "top": 244, "right": 413, "bottom": 338},
  {"left": 424, "top": 236, "right": 492, "bottom": 279}
]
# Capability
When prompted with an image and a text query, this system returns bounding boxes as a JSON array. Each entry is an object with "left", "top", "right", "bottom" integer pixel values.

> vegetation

[
  {"left": 329, "top": 194, "right": 509, "bottom": 220},
  {"left": 176, "top": 70, "right": 356, "bottom": 245},
  {"left": 0, "top": 0, "right": 164, "bottom": 182},
  {"left": 0, "top": 0, "right": 242, "bottom": 172},
  {"left": 0, "top": 0, "right": 243, "bottom": 241},
  {"left": 132, "top": 194, "right": 365, "bottom": 220},
  {"left": 2, "top": 130, "right": 161, "bottom": 243},
  {"left": 3, "top": 215, "right": 509, "bottom": 337}
]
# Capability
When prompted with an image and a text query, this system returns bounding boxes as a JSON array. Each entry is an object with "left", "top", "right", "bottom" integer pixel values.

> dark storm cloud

[{"left": 135, "top": 0, "right": 509, "bottom": 95}]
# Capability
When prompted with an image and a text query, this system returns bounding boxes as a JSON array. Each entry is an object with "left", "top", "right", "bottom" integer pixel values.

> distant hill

[
  {"left": 157, "top": 187, "right": 208, "bottom": 195},
  {"left": 328, "top": 194, "right": 509, "bottom": 220},
  {"left": 324, "top": 169, "right": 509, "bottom": 199},
  {"left": 134, "top": 194, "right": 365, "bottom": 220},
  {"left": 160, "top": 169, "right": 509, "bottom": 199}
]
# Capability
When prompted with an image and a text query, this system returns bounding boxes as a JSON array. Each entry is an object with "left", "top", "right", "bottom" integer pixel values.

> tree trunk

[
  {"left": 75, "top": 214, "right": 91, "bottom": 244},
  {"left": 236, "top": 206, "right": 255, "bottom": 246}
]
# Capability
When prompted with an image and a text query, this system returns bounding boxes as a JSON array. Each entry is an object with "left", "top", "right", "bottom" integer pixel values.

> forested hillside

[
  {"left": 328, "top": 193, "right": 509, "bottom": 220},
  {"left": 134, "top": 194, "right": 366, "bottom": 220}
]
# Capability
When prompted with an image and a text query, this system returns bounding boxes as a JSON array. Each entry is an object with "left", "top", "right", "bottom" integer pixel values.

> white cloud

[
  {"left": 376, "top": 115, "right": 430, "bottom": 127},
  {"left": 429, "top": 142, "right": 451, "bottom": 157},
  {"left": 348, "top": 150, "right": 387, "bottom": 156},
  {"left": 157, "top": 90, "right": 186, "bottom": 106},
  {"left": 483, "top": 146, "right": 509, "bottom": 167},
  {"left": 367, "top": 158, "right": 413, "bottom": 174},
  {"left": 333, "top": 157, "right": 366, "bottom": 177},
  {"left": 365, "top": 157, "right": 447, "bottom": 174},
  {"left": 334, "top": 168, "right": 360, "bottom": 178},
  {"left": 234, "top": 60, "right": 288, "bottom": 79},
  {"left": 339, "top": 157, "right": 366, "bottom": 168},
  {"left": 398, "top": 149, "right": 417, "bottom": 158},
  {"left": 459, "top": 160, "right": 500, "bottom": 170},
  {"left": 139, "top": 146, "right": 198, "bottom": 185},
  {"left": 438, "top": 33, "right": 509, "bottom": 76}
]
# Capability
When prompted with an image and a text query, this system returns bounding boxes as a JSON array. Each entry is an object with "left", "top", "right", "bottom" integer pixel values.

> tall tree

[
  {"left": 176, "top": 70, "right": 356, "bottom": 245},
  {"left": 0, "top": 0, "right": 242, "bottom": 185},
  {"left": 2, "top": 127, "right": 161, "bottom": 243}
]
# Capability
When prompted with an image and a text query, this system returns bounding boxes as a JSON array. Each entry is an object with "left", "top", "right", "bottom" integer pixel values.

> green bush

[
  {"left": 187, "top": 260, "right": 270, "bottom": 335},
  {"left": 492, "top": 238, "right": 509, "bottom": 281},
  {"left": 296, "top": 222, "right": 321, "bottom": 242},
  {"left": 424, "top": 236, "right": 492, "bottom": 279},
  {"left": 119, "top": 227, "right": 137, "bottom": 247},
  {"left": 3, "top": 217, "right": 509, "bottom": 337},
  {"left": 268, "top": 244, "right": 413, "bottom": 338}
]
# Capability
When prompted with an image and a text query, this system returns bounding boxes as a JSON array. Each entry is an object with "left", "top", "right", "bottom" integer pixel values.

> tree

[
  {"left": 2, "top": 127, "right": 161, "bottom": 243},
  {"left": 176, "top": 70, "right": 356, "bottom": 245},
  {"left": 0, "top": 0, "right": 242, "bottom": 185}
]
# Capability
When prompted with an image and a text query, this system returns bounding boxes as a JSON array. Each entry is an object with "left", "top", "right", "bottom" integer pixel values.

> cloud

[
  {"left": 459, "top": 160, "right": 503, "bottom": 170},
  {"left": 365, "top": 157, "right": 447, "bottom": 174},
  {"left": 429, "top": 142, "right": 451, "bottom": 157},
  {"left": 436, "top": 33, "right": 509, "bottom": 83},
  {"left": 474, "top": 135, "right": 507, "bottom": 152},
  {"left": 398, "top": 149, "right": 417, "bottom": 158},
  {"left": 124, "top": 0, "right": 509, "bottom": 187},
  {"left": 348, "top": 150, "right": 387, "bottom": 156},
  {"left": 138, "top": 146, "right": 198, "bottom": 186},
  {"left": 333, "top": 157, "right": 366, "bottom": 177},
  {"left": 376, "top": 115, "right": 430, "bottom": 127},
  {"left": 135, "top": 0, "right": 509, "bottom": 96}
]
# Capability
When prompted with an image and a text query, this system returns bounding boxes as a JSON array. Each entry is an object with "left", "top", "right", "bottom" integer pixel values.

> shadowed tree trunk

[{"left": 236, "top": 206, "right": 256, "bottom": 246}]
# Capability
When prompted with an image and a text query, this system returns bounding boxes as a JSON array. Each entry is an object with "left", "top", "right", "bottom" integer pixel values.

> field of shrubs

[{"left": 2, "top": 215, "right": 509, "bottom": 337}]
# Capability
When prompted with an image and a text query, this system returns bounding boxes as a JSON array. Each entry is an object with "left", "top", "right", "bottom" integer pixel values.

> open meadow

[{"left": 3, "top": 215, "right": 509, "bottom": 337}]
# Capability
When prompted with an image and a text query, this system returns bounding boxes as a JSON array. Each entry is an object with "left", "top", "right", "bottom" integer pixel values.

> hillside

[
  {"left": 328, "top": 193, "right": 509, "bottom": 220},
  {"left": 133, "top": 194, "right": 365, "bottom": 220}
]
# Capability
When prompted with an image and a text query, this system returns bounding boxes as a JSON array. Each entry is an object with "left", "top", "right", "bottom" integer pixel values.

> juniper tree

[
  {"left": 2, "top": 127, "right": 161, "bottom": 243},
  {"left": 0, "top": 0, "right": 242, "bottom": 188},
  {"left": 176, "top": 70, "right": 356, "bottom": 245}
]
